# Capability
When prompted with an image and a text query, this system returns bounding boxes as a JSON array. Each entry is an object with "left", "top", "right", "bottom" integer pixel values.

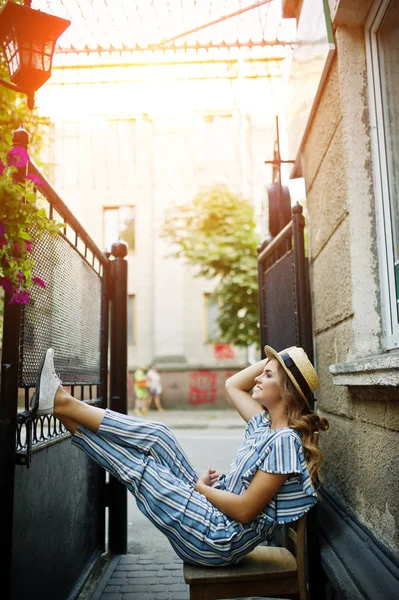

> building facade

[
  {"left": 35, "top": 52, "right": 284, "bottom": 408},
  {"left": 283, "top": 0, "right": 399, "bottom": 596}
]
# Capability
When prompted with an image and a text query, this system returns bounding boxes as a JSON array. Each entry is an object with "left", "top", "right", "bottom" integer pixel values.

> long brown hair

[{"left": 277, "top": 364, "right": 329, "bottom": 487}]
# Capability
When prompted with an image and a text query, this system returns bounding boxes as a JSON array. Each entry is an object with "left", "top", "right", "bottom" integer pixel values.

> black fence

[
  {"left": 257, "top": 202, "right": 313, "bottom": 366},
  {"left": 0, "top": 126, "right": 128, "bottom": 599},
  {"left": 257, "top": 202, "right": 323, "bottom": 599}
]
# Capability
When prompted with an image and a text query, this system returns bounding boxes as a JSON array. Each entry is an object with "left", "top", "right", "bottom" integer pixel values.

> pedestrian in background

[
  {"left": 146, "top": 364, "right": 164, "bottom": 412},
  {"left": 133, "top": 365, "right": 148, "bottom": 415}
]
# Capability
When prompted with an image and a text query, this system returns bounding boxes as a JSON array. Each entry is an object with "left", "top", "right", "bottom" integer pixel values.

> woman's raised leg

[
  {"left": 57, "top": 414, "right": 79, "bottom": 435},
  {"left": 54, "top": 386, "right": 106, "bottom": 433},
  {"left": 32, "top": 347, "right": 106, "bottom": 433},
  {"left": 96, "top": 410, "right": 198, "bottom": 485},
  {"left": 33, "top": 348, "right": 197, "bottom": 486}
]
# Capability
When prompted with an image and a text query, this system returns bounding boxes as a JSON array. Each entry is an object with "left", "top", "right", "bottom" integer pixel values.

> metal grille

[
  {"left": 16, "top": 414, "right": 68, "bottom": 453},
  {"left": 263, "top": 249, "right": 298, "bottom": 350},
  {"left": 19, "top": 229, "right": 102, "bottom": 387},
  {"left": 35, "top": 0, "right": 295, "bottom": 54}
]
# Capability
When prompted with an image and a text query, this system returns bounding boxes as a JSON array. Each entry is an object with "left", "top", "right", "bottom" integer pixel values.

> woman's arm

[
  {"left": 196, "top": 468, "right": 288, "bottom": 524},
  {"left": 225, "top": 359, "right": 268, "bottom": 423}
]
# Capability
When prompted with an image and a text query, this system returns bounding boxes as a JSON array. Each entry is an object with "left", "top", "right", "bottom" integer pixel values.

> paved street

[{"left": 80, "top": 411, "right": 269, "bottom": 600}]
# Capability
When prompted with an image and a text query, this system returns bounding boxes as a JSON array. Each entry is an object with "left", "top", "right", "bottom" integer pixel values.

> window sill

[{"left": 329, "top": 352, "right": 399, "bottom": 386}]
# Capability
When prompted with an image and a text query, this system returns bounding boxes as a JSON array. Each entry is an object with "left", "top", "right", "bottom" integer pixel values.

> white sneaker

[{"left": 31, "top": 348, "right": 62, "bottom": 416}]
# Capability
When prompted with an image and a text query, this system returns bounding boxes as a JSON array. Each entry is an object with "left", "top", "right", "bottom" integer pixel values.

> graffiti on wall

[
  {"left": 213, "top": 344, "right": 236, "bottom": 359},
  {"left": 189, "top": 371, "right": 217, "bottom": 405},
  {"left": 128, "top": 368, "right": 239, "bottom": 408}
]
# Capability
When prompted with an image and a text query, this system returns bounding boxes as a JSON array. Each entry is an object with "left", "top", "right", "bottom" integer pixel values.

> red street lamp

[{"left": 0, "top": 0, "right": 70, "bottom": 109}]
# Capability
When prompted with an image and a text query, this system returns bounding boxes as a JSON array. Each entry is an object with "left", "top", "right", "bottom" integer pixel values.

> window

[
  {"left": 128, "top": 295, "right": 136, "bottom": 346},
  {"left": 204, "top": 293, "right": 221, "bottom": 342},
  {"left": 103, "top": 206, "right": 135, "bottom": 253},
  {"left": 203, "top": 113, "right": 236, "bottom": 162},
  {"left": 366, "top": 0, "right": 399, "bottom": 348}
]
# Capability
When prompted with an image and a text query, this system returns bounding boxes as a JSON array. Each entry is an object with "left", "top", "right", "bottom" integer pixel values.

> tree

[{"left": 161, "top": 185, "right": 260, "bottom": 348}]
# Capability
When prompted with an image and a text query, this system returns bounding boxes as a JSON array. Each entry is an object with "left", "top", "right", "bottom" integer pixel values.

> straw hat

[{"left": 264, "top": 345, "right": 319, "bottom": 404}]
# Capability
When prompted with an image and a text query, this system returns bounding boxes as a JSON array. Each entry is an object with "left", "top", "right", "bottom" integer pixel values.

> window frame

[
  {"left": 103, "top": 205, "right": 135, "bottom": 254},
  {"left": 127, "top": 294, "right": 136, "bottom": 346},
  {"left": 365, "top": 0, "right": 399, "bottom": 349}
]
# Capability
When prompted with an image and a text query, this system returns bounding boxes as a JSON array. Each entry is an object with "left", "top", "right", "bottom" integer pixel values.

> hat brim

[{"left": 264, "top": 345, "right": 309, "bottom": 404}]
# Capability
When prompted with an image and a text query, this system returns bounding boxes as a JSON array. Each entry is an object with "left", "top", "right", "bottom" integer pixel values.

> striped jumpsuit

[{"left": 72, "top": 409, "right": 317, "bottom": 566}]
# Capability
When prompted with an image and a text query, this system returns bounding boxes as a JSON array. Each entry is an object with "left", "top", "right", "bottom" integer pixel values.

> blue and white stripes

[
  {"left": 219, "top": 412, "right": 317, "bottom": 524},
  {"left": 72, "top": 408, "right": 317, "bottom": 566}
]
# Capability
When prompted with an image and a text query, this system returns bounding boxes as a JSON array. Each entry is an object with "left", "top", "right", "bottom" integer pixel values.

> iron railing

[
  {"left": 257, "top": 202, "right": 313, "bottom": 366},
  {"left": 257, "top": 202, "right": 321, "bottom": 600},
  {"left": 0, "top": 124, "right": 128, "bottom": 599},
  {"left": 15, "top": 157, "right": 110, "bottom": 467}
]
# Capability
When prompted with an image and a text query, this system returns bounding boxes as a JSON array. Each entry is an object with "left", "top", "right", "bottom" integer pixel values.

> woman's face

[{"left": 252, "top": 358, "right": 282, "bottom": 409}]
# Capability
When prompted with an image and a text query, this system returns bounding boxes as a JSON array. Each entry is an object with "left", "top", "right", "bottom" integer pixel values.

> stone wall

[{"left": 302, "top": 16, "right": 399, "bottom": 556}]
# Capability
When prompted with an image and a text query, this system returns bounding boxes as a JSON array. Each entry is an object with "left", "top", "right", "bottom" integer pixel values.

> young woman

[
  {"left": 133, "top": 365, "right": 148, "bottom": 415},
  {"left": 31, "top": 345, "right": 328, "bottom": 567},
  {"left": 146, "top": 364, "right": 164, "bottom": 412}
]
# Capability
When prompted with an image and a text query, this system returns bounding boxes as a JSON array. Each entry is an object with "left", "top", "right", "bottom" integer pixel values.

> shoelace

[{"left": 51, "top": 368, "right": 62, "bottom": 382}]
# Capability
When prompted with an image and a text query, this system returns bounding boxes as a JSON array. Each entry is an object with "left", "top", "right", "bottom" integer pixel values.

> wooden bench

[{"left": 184, "top": 510, "right": 307, "bottom": 600}]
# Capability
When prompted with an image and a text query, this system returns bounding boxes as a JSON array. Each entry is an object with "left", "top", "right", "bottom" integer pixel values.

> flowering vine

[{"left": 0, "top": 146, "right": 62, "bottom": 305}]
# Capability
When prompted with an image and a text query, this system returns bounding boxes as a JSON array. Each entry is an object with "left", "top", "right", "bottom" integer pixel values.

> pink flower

[
  {"left": 9, "top": 289, "right": 31, "bottom": 305},
  {"left": 0, "top": 276, "right": 13, "bottom": 295},
  {"left": 32, "top": 276, "right": 46, "bottom": 289},
  {"left": 0, "top": 159, "right": 5, "bottom": 176},
  {"left": 17, "top": 271, "right": 24, "bottom": 282},
  {"left": 25, "top": 174, "right": 45, "bottom": 186},
  {"left": 0, "top": 222, "right": 6, "bottom": 236},
  {"left": 0, "top": 237, "right": 7, "bottom": 249},
  {"left": 25, "top": 240, "right": 32, "bottom": 251},
  {"left": 6, "top": 146, "right": 29, "bottom": 168},
  {"left": 14, "top": 242, "right": 20, "bottom": 252}
]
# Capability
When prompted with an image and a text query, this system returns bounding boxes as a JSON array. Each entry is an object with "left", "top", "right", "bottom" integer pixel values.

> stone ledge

[{"left": 329, "top": 352, "right": 399, "bottom": 386}]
